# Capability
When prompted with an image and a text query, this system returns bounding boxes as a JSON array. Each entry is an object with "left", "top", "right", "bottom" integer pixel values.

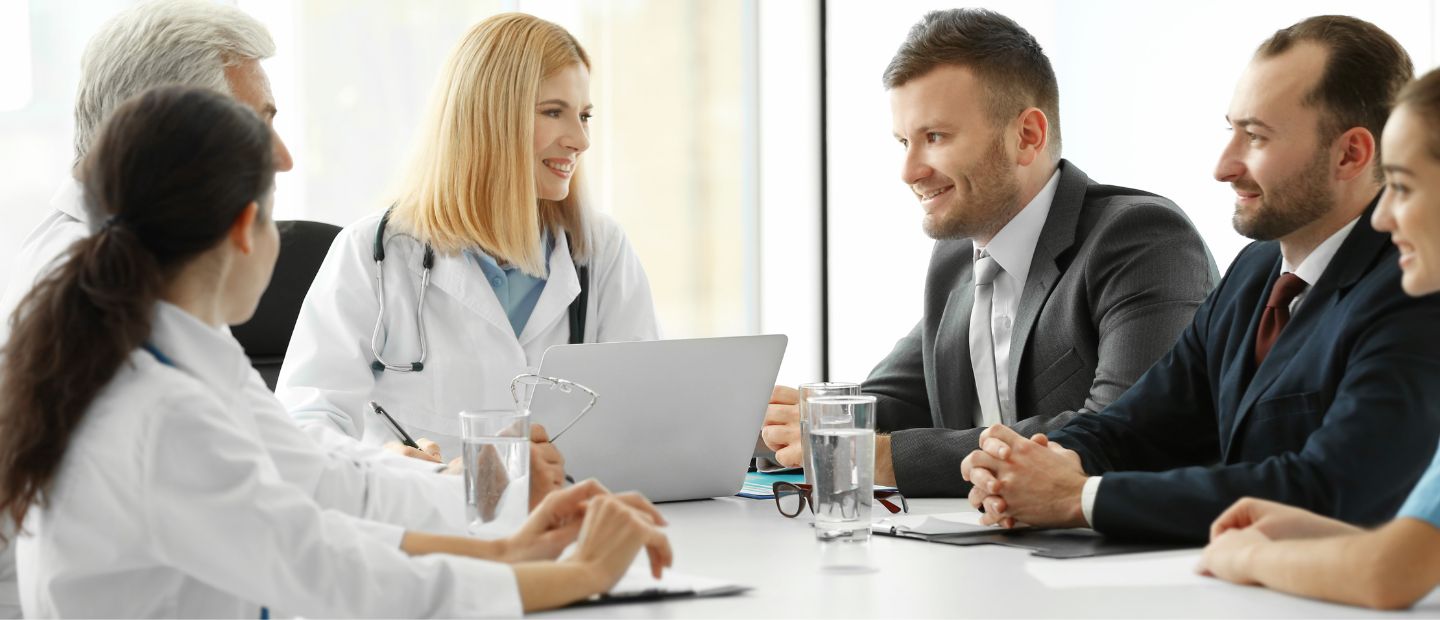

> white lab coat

[
  {"left": 0, "top": 179, "right": 474, "bottom": 618},
  {"left": 277, "top": 210, "right": 660, "bottom": 458},
  {"left": 15, "top": 302, "right": 522, "bottom": 617}
]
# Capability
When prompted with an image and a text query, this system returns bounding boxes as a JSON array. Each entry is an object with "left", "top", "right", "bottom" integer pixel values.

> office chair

[{"left": 232, "top": 220, "right": 342, "bottom": 390}]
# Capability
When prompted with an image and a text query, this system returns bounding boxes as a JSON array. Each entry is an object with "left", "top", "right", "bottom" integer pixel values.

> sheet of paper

[
  {"left": 1024, "top": 550, "right": 1221, "bottom": 588},
  {"left": 872, "top": 512, "right": 994, "bottom": 535}
]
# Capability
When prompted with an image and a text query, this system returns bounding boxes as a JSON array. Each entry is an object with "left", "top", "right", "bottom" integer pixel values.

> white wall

[{"left": 823, "top": 0, "right": 1439, "bottom": 383}]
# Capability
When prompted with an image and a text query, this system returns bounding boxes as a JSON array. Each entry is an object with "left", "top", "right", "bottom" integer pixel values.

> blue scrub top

[
  {"left": 466, "top": 234, "right": 552, "bottom": 337},
  {"left": 1398, "top": 442, "right": 1440, "bottom": 529}
]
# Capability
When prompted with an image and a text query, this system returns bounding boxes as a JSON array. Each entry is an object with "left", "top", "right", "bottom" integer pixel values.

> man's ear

[
  {"left": 228, "top": 201, "right": 260, "bottom": 255},
  {"left": 1015, "top": 107, "right": 1050, "bottom": 167},
  {"left": 1333, "top": 126, "right": 1377, "bottom": 182}
]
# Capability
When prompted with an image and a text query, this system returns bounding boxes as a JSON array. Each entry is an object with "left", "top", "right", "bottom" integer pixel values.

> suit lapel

[
  {"left": 1228, "top": 199, "right": 1386, "bottom": 444},
  {"left": 1006, "top": 162, "right": 1087, "bottom": 422},
  {"left": 1217, "top": 261, "right": 1273, "bottom": 436},
  {"left": 935, "top": 271, "right": 977, "bottom": 430}
]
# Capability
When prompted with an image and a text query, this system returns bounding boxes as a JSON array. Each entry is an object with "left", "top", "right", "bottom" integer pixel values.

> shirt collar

[
  {"left": 52, "top": 176, "right": 87, "bottom": 224},
  {"left": 467, "top": 231, "right": 554, "bottom": 279},
  {"left": 974, "top": 168, "right": 1062, "bottom": 282},
  {"left": 146, "top": 301, "right": 252, "bottom": 405},
  {"left": 1283, "top": 215, "right": 1361, "bottom": 286}
]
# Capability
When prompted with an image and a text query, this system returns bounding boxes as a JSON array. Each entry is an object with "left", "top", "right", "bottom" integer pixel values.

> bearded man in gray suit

[{"left": 761, "top": 8, "right": 1218, "bottom": 497}]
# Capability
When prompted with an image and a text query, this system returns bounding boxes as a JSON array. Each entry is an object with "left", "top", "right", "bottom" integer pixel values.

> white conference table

[{"left": 539, "top": 496, "right": 1440, "bottom": 618}]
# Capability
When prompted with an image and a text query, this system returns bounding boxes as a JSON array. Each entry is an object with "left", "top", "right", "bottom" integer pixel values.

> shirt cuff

[
  {"left": 342, "top": 513, "right": 407, "bottom": 549},
  {"left": 1080, "top": 476, "right": 1102, "bottom": 528}
]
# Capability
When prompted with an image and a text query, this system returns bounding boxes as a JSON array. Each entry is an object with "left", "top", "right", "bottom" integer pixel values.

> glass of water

[
  {"left": 797, "top": 382, "right": 861, "bottom": 485},
  {"left": 459, "top": 409, "right": 530, "bottom": 536},
  {"left": 807, "top": 394, "right": 877, "bottom": 543}
]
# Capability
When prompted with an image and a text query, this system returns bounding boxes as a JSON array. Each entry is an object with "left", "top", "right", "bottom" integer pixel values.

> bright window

[{"left": 0, "top": 0, "right": 32, "bottom": 113}]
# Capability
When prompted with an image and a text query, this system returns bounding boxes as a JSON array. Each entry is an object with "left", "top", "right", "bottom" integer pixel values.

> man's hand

[
  {"left": 530, "top": 424, "right": 566, "bottom": 509},
  {"left": 384, "top": 437, "right": 442, "bottom": 463},
  {"left": 1197, "top": 526, "right": 1268, "bottom": 584},
  {"left": 961, "top": 424, "right": 1088, "bottom": 528},
  {"left": 1210, "top": 497, "right": 1362, "bottom": 542},
  {"left": 875, "top": 434, "right": 897, "bottom": 487},
  {"left": 761, "top": 385, "right": 803, "bottom": 467}
]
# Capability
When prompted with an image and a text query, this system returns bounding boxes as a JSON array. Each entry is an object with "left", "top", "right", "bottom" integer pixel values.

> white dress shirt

[
  {"left": 972, "top": 169, "right": 1061, "bottom": 415},
  {"left": 1079, "top": 215, "right": 1363, "bottom": 527},
  {"left": 15, "top": 303, "right": 522, "bottom": 618}
]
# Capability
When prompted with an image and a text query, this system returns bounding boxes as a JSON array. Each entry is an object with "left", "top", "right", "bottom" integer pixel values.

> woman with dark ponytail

[{"left": 0, "top": 85, "right": 671, "bottom": 617}]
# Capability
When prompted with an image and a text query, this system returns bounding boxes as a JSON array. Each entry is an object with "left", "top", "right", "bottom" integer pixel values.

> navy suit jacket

[{"left": 1047, "top": 199, "right": 1440, "bottom": 542}]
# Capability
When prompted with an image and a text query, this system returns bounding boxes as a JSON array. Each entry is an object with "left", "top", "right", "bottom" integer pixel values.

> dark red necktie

[{"left": 1254, "top": 273, "right": 1308, "bottom": 366}]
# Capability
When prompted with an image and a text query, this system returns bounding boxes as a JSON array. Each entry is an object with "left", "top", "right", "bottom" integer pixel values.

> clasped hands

[{"left": 960, "top": 424, "right": 1090, "bottom": 529}]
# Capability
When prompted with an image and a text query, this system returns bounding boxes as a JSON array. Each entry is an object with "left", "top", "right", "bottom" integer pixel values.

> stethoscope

[{"left": 368, "top": 207, "right": 590, "bottom": 373}]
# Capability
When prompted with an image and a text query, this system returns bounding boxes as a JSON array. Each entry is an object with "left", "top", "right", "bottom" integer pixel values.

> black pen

[{"left": 370, "top": 400, "right": 420, "bottom": 450}]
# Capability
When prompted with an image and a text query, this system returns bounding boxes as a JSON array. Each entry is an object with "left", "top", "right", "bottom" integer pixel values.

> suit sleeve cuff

[
  {"left": 1081, "top": 476, "right": 1102, "bottom": 528},
  {"left": 889, "top": 429, "right": 974, "bottom": 497}
]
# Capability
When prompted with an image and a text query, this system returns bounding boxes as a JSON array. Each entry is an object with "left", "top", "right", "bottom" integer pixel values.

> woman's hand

[
  {"left": 505, "top": 479, "right": 669, "bottom": 563},
  {"left": 565, "top": 491, "right": 673, "bottom": 592},
  {"left": 529, "top": 424, "right": 567, "bottom": 508},
  {"left": 1210, "top": 497, "right": 1362, "bottom": 542},
  {"left": 504, "top": 479, "right": 605, "bottom": 561},
  {"left": 382, "top": 437, "right": 442, "bottom": 463},
  {"left": 1198, "top": 526, "right": 1268, "bottom": 584}
]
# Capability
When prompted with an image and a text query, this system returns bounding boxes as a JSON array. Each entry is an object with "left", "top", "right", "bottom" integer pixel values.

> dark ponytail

[{"left": 0, "top": 85, "right": 274, "bottom": 534}]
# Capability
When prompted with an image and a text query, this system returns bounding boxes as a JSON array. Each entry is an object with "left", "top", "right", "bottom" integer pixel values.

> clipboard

[
  {"left": 567, "top": 568, "right": 750, "bottom": 608},
  {"left": 569, "top": 584, "right": 750, "bottom": 608}
]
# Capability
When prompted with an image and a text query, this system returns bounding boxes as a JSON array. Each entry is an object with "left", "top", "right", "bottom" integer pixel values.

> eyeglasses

[
  {"left": 771, "top": 481, "right": 908, "bottom": 518},
  {"left": 509, "top": 373, "right": 598, "bottom": 442}
]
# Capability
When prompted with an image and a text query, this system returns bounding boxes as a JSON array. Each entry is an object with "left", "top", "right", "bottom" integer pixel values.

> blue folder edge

[
  {"left": 736, "top": 471, "right": 805, "bottom": 499},
  {"left": 737, "top": 471, "right": 896, "bottom": 499}
]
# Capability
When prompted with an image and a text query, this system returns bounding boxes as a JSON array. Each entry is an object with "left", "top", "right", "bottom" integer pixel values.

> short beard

[
  {"left": 923, "top": 135, "right": 1021, "bottom": 241},
  {"left": 1232, "top": 149, "right": 1334, "bottom": 241}
]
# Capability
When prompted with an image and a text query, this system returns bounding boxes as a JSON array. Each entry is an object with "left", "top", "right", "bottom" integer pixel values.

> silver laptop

[{"left": 527, "top": 335, "right": 787, "bottom": 502}]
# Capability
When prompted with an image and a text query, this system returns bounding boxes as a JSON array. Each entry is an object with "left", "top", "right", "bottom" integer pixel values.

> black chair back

[{"left": 232, "top": 220, "right": 342, "bottom": 390}]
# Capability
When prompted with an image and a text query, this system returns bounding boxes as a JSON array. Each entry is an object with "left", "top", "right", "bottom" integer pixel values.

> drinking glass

[
  {"left": 797, "top": 382, "right": 861, "bottom": 485},
  {"left": 807, "top": 394, "right": 877, "bottom": 543},
  {"left": 459, "top": 409, "right": 530, "bottom": 536}
]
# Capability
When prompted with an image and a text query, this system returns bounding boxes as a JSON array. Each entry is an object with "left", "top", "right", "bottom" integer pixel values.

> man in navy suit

[{"left": 962, "top": 15, "right": 1440, "bottom": 542}]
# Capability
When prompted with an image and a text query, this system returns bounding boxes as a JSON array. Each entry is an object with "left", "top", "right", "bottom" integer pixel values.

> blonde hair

[{"left": 390, "top": 13, "right": 590, "bottom": 276}]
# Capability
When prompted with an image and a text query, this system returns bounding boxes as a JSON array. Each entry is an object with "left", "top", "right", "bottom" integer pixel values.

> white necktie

[{"left": 970, "top": 252, "right": 1004, "bottom": 429}]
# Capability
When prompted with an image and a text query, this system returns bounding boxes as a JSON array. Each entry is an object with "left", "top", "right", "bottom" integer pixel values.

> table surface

[{"left": 538, "top": 496, "right": 1440, "bottom": 618}]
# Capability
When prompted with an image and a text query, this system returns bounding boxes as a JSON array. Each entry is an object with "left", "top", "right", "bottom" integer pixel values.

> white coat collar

[
  {"left": 53, "top": 176, "right": 87, "bottom": 224},
  {"left": 146, "top": 301, "right": 252, "bottom": 405},
  {"left": 518, "top": 229, "right": 581, "bottom": 346},
  {"left": 397, "top": 228, "right": 581, "bottom": 343}
]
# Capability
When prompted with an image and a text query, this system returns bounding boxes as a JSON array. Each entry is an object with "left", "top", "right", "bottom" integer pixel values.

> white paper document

[
  {"left": 871, "top": 511, "right": 997, "bottom": 535},
  {"left": 1024, "top": 550, "right": 1221, "bottom": 589}
]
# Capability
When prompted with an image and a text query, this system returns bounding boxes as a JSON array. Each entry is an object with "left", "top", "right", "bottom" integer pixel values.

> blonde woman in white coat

[
  {"left": 277, "top": 14, "right": 660, "bottom": 499},
  {"left": 0, "top": 86, "right": 670, "bottom": 617}
]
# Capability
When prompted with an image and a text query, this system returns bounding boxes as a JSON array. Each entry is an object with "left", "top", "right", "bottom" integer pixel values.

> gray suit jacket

[{"left": 868, "top": 160, "right": 1218, "bottom": 496}]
